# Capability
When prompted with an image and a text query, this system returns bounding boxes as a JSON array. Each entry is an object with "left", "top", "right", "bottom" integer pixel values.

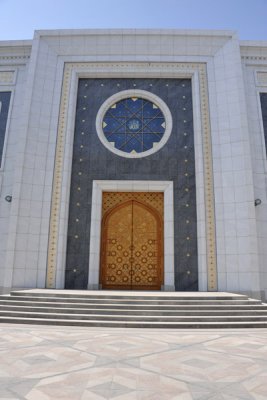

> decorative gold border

[
  {"left": 46, "top": 62, "right": 217, "bottom": 291},
  {"left": 198, "top": 64, "right": 217, "bottom": 291},
  {"left": 46, "top": 63, "right": 72, "bottom": 288}
]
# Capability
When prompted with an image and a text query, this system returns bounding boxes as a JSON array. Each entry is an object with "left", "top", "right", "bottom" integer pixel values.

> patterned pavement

[{"left": 0, "top": 324, "right": 267, "bottom": 399}]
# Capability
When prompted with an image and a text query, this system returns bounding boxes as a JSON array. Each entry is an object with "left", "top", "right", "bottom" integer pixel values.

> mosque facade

[{"left": 0, "top": 29, "right": 267, "bottom": 299}]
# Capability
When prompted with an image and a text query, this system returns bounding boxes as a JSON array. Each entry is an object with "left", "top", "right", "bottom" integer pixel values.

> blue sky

[{"left": 1, "top": 0, "right": 267, "bottom": 41}]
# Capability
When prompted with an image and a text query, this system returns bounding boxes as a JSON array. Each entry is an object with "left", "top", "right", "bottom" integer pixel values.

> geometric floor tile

[
  {"left": 183, "top": 358, "right": 216, "bottom": 369},
  {"left": 0, "top": 324, "right": 267, "bottom": 399},
  {"left": 89, "top": 382, "right": 133, "bottom": 398}
]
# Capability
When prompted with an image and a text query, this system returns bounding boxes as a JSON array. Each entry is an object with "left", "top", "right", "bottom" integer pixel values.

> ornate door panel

[
  {"left": 102, "top": 202, "right": 132, "bottom": 287},
  {"left": 131, "top": 202, "right": 160, "bottom": 289},
  {"left": 101, "top": 193, "right": 163, "bottom": 290}
]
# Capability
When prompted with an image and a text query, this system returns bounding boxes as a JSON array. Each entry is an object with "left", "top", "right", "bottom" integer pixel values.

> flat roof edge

[
  {"left": 0, "top": 40, "right": 32, "bottom": 47},
  {"left": 240, "top": 40, "right": 267, "bottom": 48},
  {"left": 34, "top": 28, "right": 236, "bottom": 38}
]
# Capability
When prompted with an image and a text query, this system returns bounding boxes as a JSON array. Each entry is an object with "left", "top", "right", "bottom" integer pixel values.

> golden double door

[{"left": 100, "top": 193, "right": 163, "bottom": 290}]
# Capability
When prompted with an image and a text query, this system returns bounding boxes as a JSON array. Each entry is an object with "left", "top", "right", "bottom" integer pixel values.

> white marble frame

[
  {"left": 0, "top": 85, "right": 16, "bottom": 200},
  {"left": 95, "top": 89, "right": 173, "bottom": 159},
  {"left": 0, "top": 68, "right": 17, "bottom": 173},
  {"left": 0, "top": 86, "right": 15, "bottom": 172},
  {"left": 88, "top": 180, "right": 174, "bottom": 290},
  {"left": 256, "top": 86, "right": 267, "bottom": 173}
]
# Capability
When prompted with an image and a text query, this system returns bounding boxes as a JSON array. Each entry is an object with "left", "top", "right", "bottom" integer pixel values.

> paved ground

[{"left": 0, "top": 324, "right": 267, "bottom": 400}]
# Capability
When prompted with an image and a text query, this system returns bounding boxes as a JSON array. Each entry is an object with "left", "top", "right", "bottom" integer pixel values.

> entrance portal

[{"left": 100, "top": 193, "right": 163, "bottom": 290}]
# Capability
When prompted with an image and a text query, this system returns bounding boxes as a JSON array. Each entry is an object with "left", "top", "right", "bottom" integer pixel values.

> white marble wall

[
  {"left": 0, "top": 45, "right": 30, "bottom": 293},
  {"left": 241, "top": 43, "right": 267, "bottom": 300},
  {"left": 3, "top": 35, "right": 64, "bottom": 292},
  {"left": 0, "top": 30, "right": 266, "bottom": 298},
  {"left": 207, "top": 35, "right": 261, "bottom": 298}
]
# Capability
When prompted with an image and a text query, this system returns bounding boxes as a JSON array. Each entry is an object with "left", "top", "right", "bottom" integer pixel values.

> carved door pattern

[{"left": 101, "top": 194, "right": 163, "bottom": 290}]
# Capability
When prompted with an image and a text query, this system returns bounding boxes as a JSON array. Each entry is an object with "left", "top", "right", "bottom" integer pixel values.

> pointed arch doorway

[{"left": 100, "top": 192, "right": 164, "bottom": 290}]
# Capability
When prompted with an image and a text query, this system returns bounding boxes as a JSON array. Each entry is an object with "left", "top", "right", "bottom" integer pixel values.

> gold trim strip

[
  {"left": 199, "top": 64, "right": 217, "bottom": 291},
  {"left": 46, "top": 64, "right": 72, "bottom": 288},
  {"left": 46, "top": 62, "right": 217, "bottom": 290}
]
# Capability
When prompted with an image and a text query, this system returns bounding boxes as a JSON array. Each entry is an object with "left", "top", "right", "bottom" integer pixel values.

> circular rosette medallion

[{"left": 96, "top": 90, "right": 172, "bottom": 158}]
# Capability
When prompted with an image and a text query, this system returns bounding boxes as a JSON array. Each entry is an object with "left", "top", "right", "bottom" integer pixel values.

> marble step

[
  {"left": 1, "top": 295, "right": 261, "bottom": 306},
  {"left": 0, "top": 309, "right": 267, "bottom": 322},
  {"left": 1, "top": 290, "right": 266, "bottom": 328},
  {"left": 1, "top": 304, "right": 267, "bottom": 316},
  {"left": 0, "top": 299, "right": 266, "bottom": 310},
  {"left": 10, "top": 290, "right": 249, "bottom": 301},
  {"left": 0, "top": 315, "right": 267, "bottom": 329}
]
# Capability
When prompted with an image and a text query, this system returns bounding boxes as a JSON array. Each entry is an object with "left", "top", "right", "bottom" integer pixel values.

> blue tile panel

[
  {"left": 103, "top": 97, "right": 165, "bottom": 153},
  {"left": 0, "top": 92, "right": 11, "bottom": 167},
  {"left": 65, "top": 79, "right": 198, "bottom": 291}
]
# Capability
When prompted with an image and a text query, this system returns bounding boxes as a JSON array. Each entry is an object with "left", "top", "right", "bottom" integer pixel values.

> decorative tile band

[
  {"left": 242, "top": 55, "right": 267, "bottom": 62},
  {"left": 257, "top": 72, "right": 267, "bottom": 86},
  {"left": 0, "top": 71, "right": 14, "bottom": 85},
  {"left": 46, "top": 62, "right": 217, "bottom": 291},
  {"left": 198, "top": 64, "right": 217, "bottom": 291},
  {"left": 46, "top": 64, "right": 72, "bottom": 288}
]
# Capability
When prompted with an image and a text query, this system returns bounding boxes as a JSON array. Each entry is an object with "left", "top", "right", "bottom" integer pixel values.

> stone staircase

[{"left": 0, "top": 289, "right": 267, "bottom": 328}]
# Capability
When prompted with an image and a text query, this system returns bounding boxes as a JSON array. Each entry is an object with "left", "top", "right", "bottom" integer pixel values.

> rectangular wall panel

[{"left": 65, "top": 78, "right": 197, "bottom": 291}]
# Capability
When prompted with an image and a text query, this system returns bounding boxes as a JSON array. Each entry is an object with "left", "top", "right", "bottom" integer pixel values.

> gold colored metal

[
  {"left": 102, "top": 192, "right": 163, "bottom": 216},
  {"left": 46, "top": 63, "right": 72, "bottom": 288},
  {"left": 198, "top": 64, "right": 218, "bottom": 291},
  {"left": 46, "top": 62, "right": 217, "bottom": 291},
  {"left": 101, "top": 193, "right": 163, "bottom": 290},
  {"left": 132, "top": 201, "right": 161, "bottom": 288},
  {"left": 102, "top": 202, "right": 132, "bottom": 287}
]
